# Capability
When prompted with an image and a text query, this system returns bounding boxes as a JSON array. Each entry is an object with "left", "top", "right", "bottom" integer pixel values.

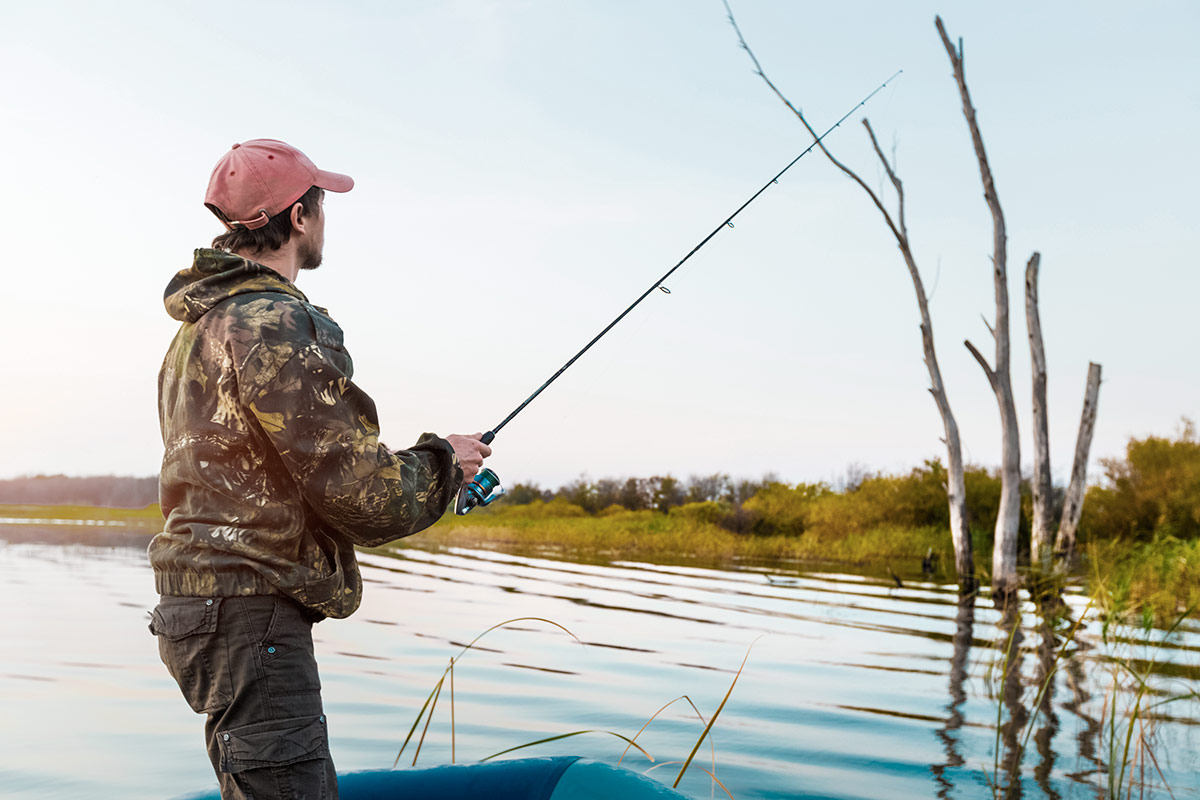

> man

[{"left": 148, "top": 138, "right": 491, "bottom": 799}]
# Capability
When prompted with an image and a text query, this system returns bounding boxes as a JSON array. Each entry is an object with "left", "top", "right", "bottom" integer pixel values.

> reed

[
  {"left": 1087, "top": 536, "right": 1200, "bottom": 627},
  {"left": 982, "top": 594, "right": 1197, "bottom": 799},
  {"left": 394, "top": 617, "right": 754, "bottom": 799},
  {"left": 1098, "top": 608, "right": 1197, "bottom": 799},
  {"left": 672, "top": 639, "right": 756, "bottom": 791},
  {"left": 392, "top": 617, "right": 587, "bottom": 768}
]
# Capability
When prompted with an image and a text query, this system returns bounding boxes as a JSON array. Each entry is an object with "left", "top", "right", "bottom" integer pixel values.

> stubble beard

[{"left": 298, "top": 239, "right": 323, "bottom": 272}]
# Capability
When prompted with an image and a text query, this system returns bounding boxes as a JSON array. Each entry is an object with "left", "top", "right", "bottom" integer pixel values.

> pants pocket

[
  {"left": 218, "top": 715, "right": 333, "bottom": 800},
  {"left": 258, "top": 600, "right": 322, "bottom": 697},
  {"left": 149, "top": 596, "right": 231, "bottom": 714}
]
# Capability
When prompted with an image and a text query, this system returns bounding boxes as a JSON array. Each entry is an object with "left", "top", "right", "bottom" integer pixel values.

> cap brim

[{"left": 314, "top": 169, "right": 354, "bottom": 193}]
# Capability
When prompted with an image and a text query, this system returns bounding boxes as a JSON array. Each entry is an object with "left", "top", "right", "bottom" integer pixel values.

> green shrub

[
  {"left": 489, "top": 498, "right": 588, "bottom": 520},
  {"left": 598, "top": 503, "right": 627, "bottom": 517},
  {"left": 741, "top": 481, "right": 829, "bottom": 536},
  {"left": 963, "top": 466, "right": 1002, "bottom": 532},
  {"left": 668, "top": 501, "right": 729, "bottom": 526},
  {"left": 1081, "top": 421, "right": 1200, "bottom": 542},
  {"left": 737, "top": 462, "right": 1000, "bottom": 543}
]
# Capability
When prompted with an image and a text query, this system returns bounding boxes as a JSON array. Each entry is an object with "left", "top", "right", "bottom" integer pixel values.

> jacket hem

[{"left": 155, "top": 569, "right": 282, "bottom": 598}]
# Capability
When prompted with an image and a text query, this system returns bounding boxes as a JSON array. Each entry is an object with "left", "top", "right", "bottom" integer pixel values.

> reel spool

[{"left": 455, "top": 467, "right": 505, "bottom": 515}]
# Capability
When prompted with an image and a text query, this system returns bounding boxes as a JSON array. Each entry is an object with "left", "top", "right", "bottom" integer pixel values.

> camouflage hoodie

[{"left": 149, "top": 248, "right": 462, "bottom": 618}]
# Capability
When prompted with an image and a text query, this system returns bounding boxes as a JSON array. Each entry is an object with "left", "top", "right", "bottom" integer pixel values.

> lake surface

[{"left": 1, "top": 528, "right": 1197, "bottom": 799}]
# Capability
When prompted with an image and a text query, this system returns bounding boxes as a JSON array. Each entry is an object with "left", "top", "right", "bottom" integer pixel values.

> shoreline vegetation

[{"left": 2, "top": 424, "right": 1196, "bottom": 624}]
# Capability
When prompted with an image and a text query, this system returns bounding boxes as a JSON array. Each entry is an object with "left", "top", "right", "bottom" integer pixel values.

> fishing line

[
  {"left": 484, "top": 71, "right": 901, "bottom": 444},
  {"left": 456, "top": 70, "right": 903, "bottom": 514}
]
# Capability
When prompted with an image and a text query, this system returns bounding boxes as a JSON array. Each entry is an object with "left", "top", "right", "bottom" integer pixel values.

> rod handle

[{"left": 481, "top": 431, "right": 495, "bottom": 445}]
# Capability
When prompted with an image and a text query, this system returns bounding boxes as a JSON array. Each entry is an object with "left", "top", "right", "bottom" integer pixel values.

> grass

[
  {"left": 1086, "top": 536, "right": 1200, "bottom": 627},
  {"left": 1099, "top": 616, "right": 1194, "bottom": 800},
  {"left": 1085, "top": 606, "right": 1197, "bottom": 799},
  {"left": 981, "top": 595, "right": 1199, "bottom": 800},
  {"left": 0, "top": 502, "right": 164, "bottom": 540},
  {"left": 423, "top": 502, "right": 949, "bottom": 576},
  {"left": 0, "top": 502, "right": 163, "bottom": 523},
  {"left": 394, "top": 616, "right": 748, "bottom": 799},
  {"left": 5, "top": 500, "right": 1198, "bottom": 626}
]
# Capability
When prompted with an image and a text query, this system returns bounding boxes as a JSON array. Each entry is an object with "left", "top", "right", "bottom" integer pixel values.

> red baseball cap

[{"left": 205, "top": 139, "right": 354, "bottom": 230}]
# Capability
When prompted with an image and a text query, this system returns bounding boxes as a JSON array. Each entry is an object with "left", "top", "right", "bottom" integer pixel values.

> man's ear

[{"left": 290, "top": 201, "right": 307, "bottom": 234}]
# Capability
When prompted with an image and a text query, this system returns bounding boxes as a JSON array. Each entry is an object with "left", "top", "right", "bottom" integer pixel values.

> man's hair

[{"left": 210, "top": 186, "right": 324, "bottom": 254}]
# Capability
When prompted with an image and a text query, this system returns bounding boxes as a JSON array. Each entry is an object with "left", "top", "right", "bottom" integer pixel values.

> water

[{"left": 0, "top": 530, "right": 1197, "bottom": 799}]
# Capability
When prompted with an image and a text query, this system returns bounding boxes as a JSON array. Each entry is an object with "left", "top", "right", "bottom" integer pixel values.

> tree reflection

[
  {"left": 932, "top": 593, "right": 976, "bottom": 798},
  {"left": 931, "top": 593, "right": 1108, "bottom": 799},
  {"left": 997, "top": 601, "right": 1029, "bottom": 798},
  {"left": 1060, "top": 625, "right": 1104, "bottom": 791},
  {"left": 1031, "top": 605, "right": 1062, "bottom": 800}
]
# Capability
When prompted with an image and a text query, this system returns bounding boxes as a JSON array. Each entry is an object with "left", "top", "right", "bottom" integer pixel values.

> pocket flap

[
  {"left": 219, "top": 715, "right": 329, "bottom": 774},
  {"left": 148, "top": 597, "right": 222, "bottom": 640}
]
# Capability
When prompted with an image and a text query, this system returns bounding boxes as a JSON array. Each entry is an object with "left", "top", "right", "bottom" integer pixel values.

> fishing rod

[{"left": 456, "top": 70, "right": 903, "bottom": 515}]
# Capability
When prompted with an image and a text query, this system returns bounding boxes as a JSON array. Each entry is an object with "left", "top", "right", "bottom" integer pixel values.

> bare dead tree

[
  {"left": 936, "top": 17, "right": 1022, "bottom": 604},
  {"left": 1026, "top": 257, "right": 1104, "bottom": 571},
  {"left": 1026, "top": 252, "right": 1054, "bottom": 568},
  {"left": 722, "top": 1, "right": 975, "bottom": 591},
  {"left": 1056, "top": 363, "right": 1102, "bottom": 562}
]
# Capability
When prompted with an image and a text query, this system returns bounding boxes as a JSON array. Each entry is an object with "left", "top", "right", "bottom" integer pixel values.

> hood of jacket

[{"left": 164, "top": 248, "right": 308, "bottom": 323}]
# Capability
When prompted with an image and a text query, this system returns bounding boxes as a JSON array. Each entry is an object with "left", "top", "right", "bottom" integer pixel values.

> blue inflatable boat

[{"left": 173, "top": 755, "right": 691, "bottom": 799}]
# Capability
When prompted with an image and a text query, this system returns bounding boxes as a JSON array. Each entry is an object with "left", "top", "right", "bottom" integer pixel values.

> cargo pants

[{"left": 149, "top": 595, "right": 339, "bottom": 800}]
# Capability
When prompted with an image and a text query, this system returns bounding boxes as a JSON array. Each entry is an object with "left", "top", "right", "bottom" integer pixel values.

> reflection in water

[
  {"left": 1061, "top": 635, "right": 1104, "bottom": 789},
  {"left": 998, "top": 603, "right": 1029, "bottom": 799},
  {"left": 926, "top": 591, "right": 1200, "bottom": 800},
  {"left": 1, "top": 535, "right": 1198, "bottom": 800},
  {"left": 937, "top": 600, "right": 1100, "bottom": 800},
  {"left": 932, "top": 594, "right": 975, "bottom": 798},
  {"left": 1031, "top": 610, "right": 1061, "bottom": 800}
]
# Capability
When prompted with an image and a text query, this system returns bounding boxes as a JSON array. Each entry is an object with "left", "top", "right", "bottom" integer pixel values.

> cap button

[{"left": 231, "top": 143, "right": 240, "bottom": 149}]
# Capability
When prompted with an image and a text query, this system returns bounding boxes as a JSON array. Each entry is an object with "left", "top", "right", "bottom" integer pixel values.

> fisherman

[{"left": 147, "top": 139, "right": 491, "bottom": 799}]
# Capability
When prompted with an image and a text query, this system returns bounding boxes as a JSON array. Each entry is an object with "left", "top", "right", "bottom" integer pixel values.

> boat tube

[{"left": 172, "top": 755, "right": 691, "bottom": 799}]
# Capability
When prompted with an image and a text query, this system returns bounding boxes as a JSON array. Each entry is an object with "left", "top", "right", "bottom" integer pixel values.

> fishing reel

[{"left": 455, "top": 467, "right": 505, "bottom": 515}]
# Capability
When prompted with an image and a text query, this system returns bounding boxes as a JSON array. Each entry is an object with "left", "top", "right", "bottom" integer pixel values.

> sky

[{"left": 0, "top": 1, "right": 1196, "bottom": 491}]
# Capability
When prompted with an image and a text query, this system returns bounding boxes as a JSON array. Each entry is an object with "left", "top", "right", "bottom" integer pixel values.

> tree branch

[
  {"left": 722, "top": 0, "right": 906, "bottom": 246},
  {"left": 936, "top": 15, "right": 1008, "bottom": 371},
  {"left": 964, "top": 339, "right": 997, "bottom": 388},
  {"left": 724, "top": 2, "right": 975, "bottom": 591},
  {"left": 863, "top": 119, "right": 906, "bottom": 239},
  {"left": 980, "top": 313, "right": 995, "bottom": 339}
]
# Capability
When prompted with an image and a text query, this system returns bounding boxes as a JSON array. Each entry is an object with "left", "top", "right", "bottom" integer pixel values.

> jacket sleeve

[{"left": 241, "top": 338, "right": 464, "bottom": 547}]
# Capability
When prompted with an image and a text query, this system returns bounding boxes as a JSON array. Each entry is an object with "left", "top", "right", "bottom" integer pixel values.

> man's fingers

[
  {"left": 445, "top": 433, "right": 492, "bottom": 485},
  {"left": 459, "top": 442, "right": 490, "bottom": 460},
  {"left": 448, "top": 434, "right": 492, "bottom": 459}
]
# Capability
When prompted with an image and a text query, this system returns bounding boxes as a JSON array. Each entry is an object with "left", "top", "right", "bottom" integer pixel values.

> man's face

[{"left": 298, "top": 193, "right": 325, "bottom": 272}]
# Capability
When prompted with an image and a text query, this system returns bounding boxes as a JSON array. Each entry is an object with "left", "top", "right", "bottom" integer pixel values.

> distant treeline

[
  {"left": 3, "top": 423, "right": 1195, "bottom": 547},
  {"left": 0, "top": 475, "right": 158, "bottom": 508},
  {"left": 503, "top": 465, "right": 1015, "bottom": 541},
  {"left": 505, "top": 474, "right": 772, "bottom": 514},
  {"left": 503, "top": 422, "right": 1200, "bottom": 547}
]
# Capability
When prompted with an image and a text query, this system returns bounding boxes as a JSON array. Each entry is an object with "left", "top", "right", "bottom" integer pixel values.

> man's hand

[{"left": 444, "top": 433, "right": 492, "bottom": 486}]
